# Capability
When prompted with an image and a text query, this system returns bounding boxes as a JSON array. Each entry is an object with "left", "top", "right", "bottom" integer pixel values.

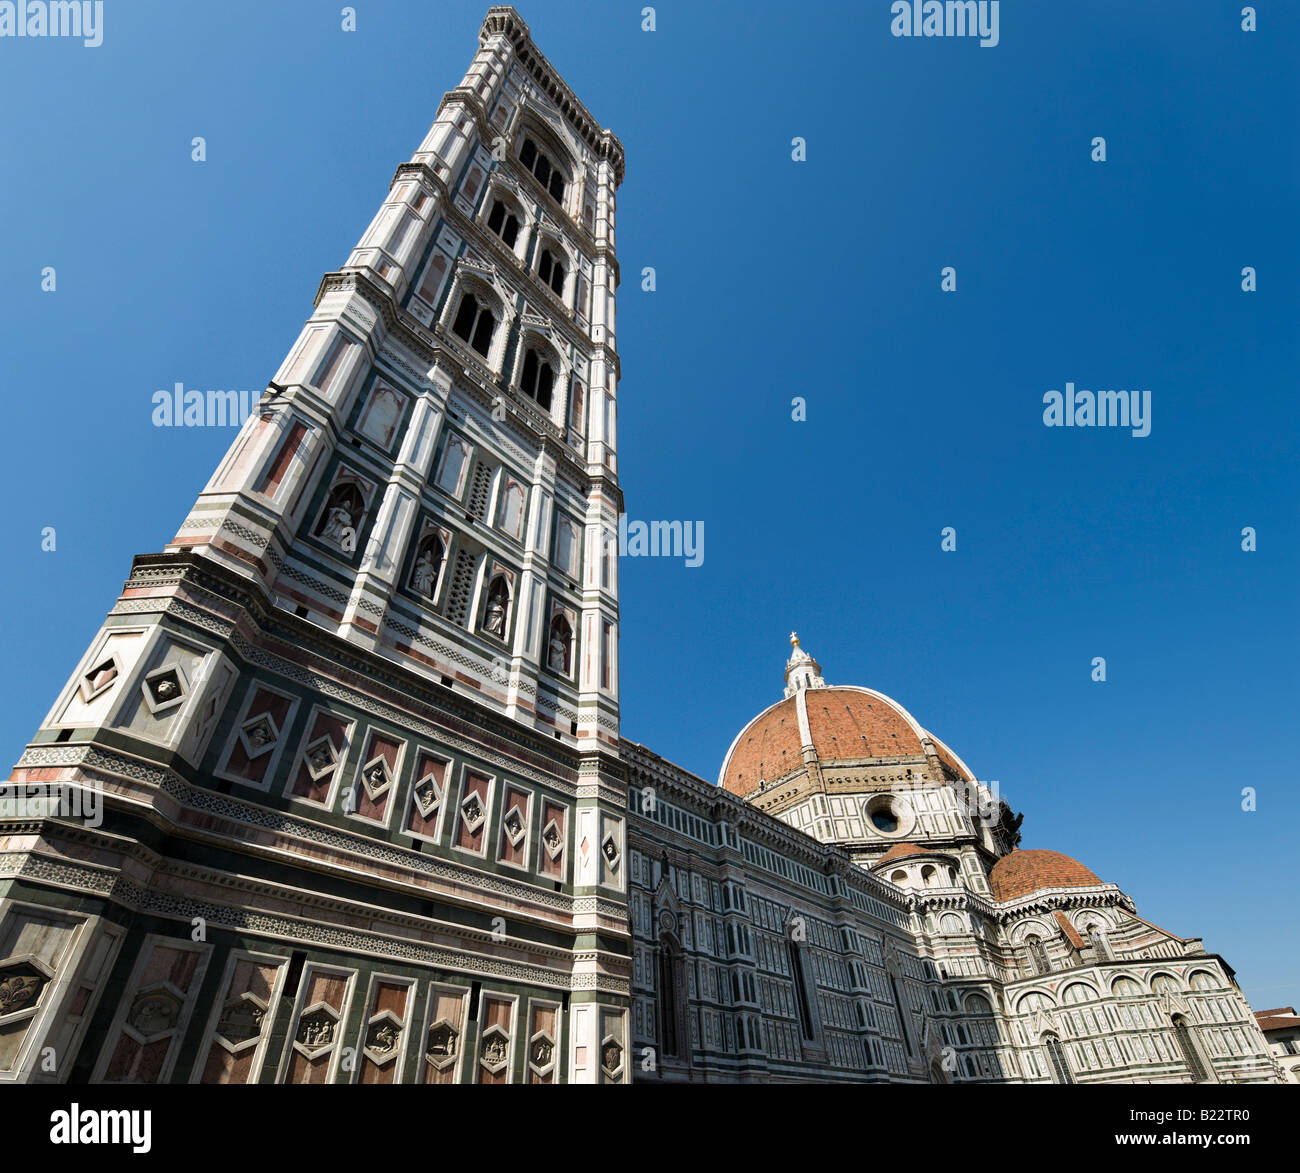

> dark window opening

[
  {"left": 486, "top": 198, "right": 519, "bottom": 249},
  {"left": 451, "top": 292, "right": 495, "bottom": 358},
  {"left": 520, "top": 348, "right": 554, "bottom": 411},
  {"left": 788, "top": 940, "right": 815, "bottom": 1043},
  {"left": 1043, "top": 1034, "right": 1074, "bottom": 1084},
  {"left": 888, "top": 972, "right": 914, "bottom": 1057},
  {"left": 538, "top": 248, "right": 566, "bottom": 297},
  {"left": 658, "top": 938, "right": 680, "bottom": 1059},
  {"left": 520, "top": 136, "right": 566, "bottom": 203}
]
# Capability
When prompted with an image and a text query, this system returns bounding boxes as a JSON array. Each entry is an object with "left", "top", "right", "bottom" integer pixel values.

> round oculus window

[{"left": 870, "top": 809, "right": 899, "bottom": 833}]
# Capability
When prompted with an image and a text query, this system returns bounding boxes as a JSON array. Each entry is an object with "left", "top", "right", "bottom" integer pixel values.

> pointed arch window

[
  {"left": 519, "top": 347, "right": 555, "bottom": 411},
  {"left": 788, "top": 940, "right": 815, "bottom": 1043},
  {"left": 553, "top": 521, "right": 578, "bottom": 577},
  {"left": 519, "top": 136, "right": 567, "bottom": 202},
  {"left": 657, "top": 934, "right": 682, "bottom": 1059},
  {"left": 498, "top": 481, "right": 525, "bottom": 540},
  {"left": 1086, "top": 923, "right": 1112, "bottom": 962},
  {"left": 537, "top": 247, "right": 566, "bottom": 297},
  {"left": 485, "top": 198, "right": 520, "bottom": 249},
  {"left": 1171, "top": 1015, "right": 1210, "bottom": 1082},
  {"left": 1025, "top": 935, "right": 1051, "bottom": 976},
  {"left": 887, "top": 971, "right": 914, "bottom": 1058},
  {"left": 451, "top": 291, "right": 495, "bottom": 358},
  {"left": 1042, "top": 1033, "right": 1073, "bottom": 1084}
]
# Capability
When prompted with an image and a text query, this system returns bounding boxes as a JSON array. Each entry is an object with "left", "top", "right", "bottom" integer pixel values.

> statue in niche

[
  {"left": 483, "top": 577, "right": 509, "bottom": 637},
  {"left": 548, "top": 614, "right": 572, "bottom": 674},
  {"left": 316, "top": 482, "right": 365, "bottom": 549},
  {"left": 412, "top": 545, "right": 440, "bottom": 597}
]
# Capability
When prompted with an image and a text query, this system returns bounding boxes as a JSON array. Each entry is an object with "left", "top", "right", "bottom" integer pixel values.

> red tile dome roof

[
  {"left": 988, "top": 849, "right": 1101, "bottom": 903},
  {"left": 874, "top": 842, "right": 931, "bottom": 866},
  {"left": 719, "top": 685, "right": 973, "bottom": 796}
]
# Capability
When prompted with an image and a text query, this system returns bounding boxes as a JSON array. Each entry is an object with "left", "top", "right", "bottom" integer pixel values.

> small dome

[
  {"left": 988, "top": 849, "right": 1101, "bottom": 903},
  {"left": 874, "top": 842, "right": 931, "bottom": 866}
]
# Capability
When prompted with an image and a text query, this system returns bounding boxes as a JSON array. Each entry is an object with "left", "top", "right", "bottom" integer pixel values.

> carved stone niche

[
  {"left": 479, "top": 1024, "right": 510, "bottom": 1074},
  {"left": 0, "top": 959, "right": 50, "bottom": 1018},
  {"left": 126, "top": 986, "right": 184, "bottom": 1040},
  {"left": 295, "top": 1004, "right": 339, "bottom": 1055},
  {"left": 214, "top": 993, "right": 268, "bottom": 1052},
  {"left": 600, "top": 1036, "right": 623, "bottom": 1079},
  {"left": 426, "top": 1019, "right": 460, "bottom": 1071}
]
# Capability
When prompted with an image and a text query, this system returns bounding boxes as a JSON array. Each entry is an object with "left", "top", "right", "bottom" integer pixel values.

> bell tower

[{"left": 3, "top": 7, "right": 630, "bottom": 1086}]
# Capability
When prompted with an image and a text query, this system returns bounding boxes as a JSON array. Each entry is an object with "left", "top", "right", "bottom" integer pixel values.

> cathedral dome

[
  {"left": 874, "top": 842, "right": 932, "bottom": 865},
  {"left": 988, "top": 849, "right": 1101, "bottom": 902},
  {"left": 718, "top": 635, "right": 976, "bottom": 796}
]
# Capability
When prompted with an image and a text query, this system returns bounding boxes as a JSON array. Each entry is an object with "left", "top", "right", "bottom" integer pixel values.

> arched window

[
  {"left": 1016, "top": 991, "right": 1053, "bottom": 1014},
  {"left": 451, "top": 291, "right": 495, "bottom": 358},
  {"left": 482, "top": 575, "right": 510, "bottom": 639},
  {"left": 889, "top": 869, "right": 908, "bottom": 887},
  {"left": 547, "top": 613, "right": 573, "bottom": 676},
  {"left": 519, "top": 136, "right": 567, "bottom": 201},
  {"left": 314, "top": 481, "right": 365, "bottom": 549},
  {"left": 1061, "top": 982, "right": 1095, "bottom": 1005},
  {"left": 1151, "top": 974, "right": 1180, "bottom": 996},
  {"left": 939, "top": 913, "right": 964, "bottom": 935},
  {"left": 887, "top": 970, "right": 914, "bottom": 1057},
  {"left": 1085, "top": 922, "right": 1112, "bottom": 962},
  {"left": 1042, "top": 1033, "right": 1073, "bottom": 1084},
  {"left": 1171, "top": 1014, "right": 1210, "bottom": 1083},
  {"left": 410, "top": 532, "right": 445, "bottom": 599},
  {"left": 920, "top": 865, "right": 937, "bottom": 887},
  {"left": 1111, "top": 976, "right": 1142, "bottom": 997},
  {"left": 498, "top": 481, "right": 525, "bottom": 540},
  {"left": 554, "top": 521, "right": 578, "bottom": 577},
  {"left": 657, "top": 934, "right": 682, "bottom": 1059},
  {"left": 965, "top": 993, "right": 994, "bottom": 1016},
  {"left": 537, "top": 247, "right": 566, "bottom": 297},
  {"left": 485, "top": 197, "right": 520, "bottom": 248},
  {"left": 1188, "top": 971, "right": 1217, "bottom": 991},
  {"left": 788, "top": 940, "right": 816, "bottom": 1043},
  {"left": 436, "top": 439, "right": 470, "bottom": 496},
  {"left": 1025, "top": 935, "right": 1051, "bottom": 976},
  {"left": 519, "top": 347, "right": 555, "bottom": 411}
]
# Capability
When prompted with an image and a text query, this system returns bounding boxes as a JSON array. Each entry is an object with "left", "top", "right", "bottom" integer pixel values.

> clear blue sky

[{"left": 1, "top": 2, "right": 1296, "bottom": 1006}]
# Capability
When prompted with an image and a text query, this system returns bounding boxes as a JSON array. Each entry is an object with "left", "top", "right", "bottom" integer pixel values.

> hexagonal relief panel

[
  {"left": 528, "top": 1031, "right": 555, "bottom": 1071},
  {"left": 600, "top": 1036, "right": 623, "bottom": 1078},
  {"left": 478, "top": 1024, "right": 510, "bottom": 1074},
  {"left": 426, "top": 1018, "right": 459, "bottom": 1071},
  {"left": 214, "top": 993, "right": 268, "bottom": 1051},
  {"left": 295, "top": 1004, "right": 339, "bottom": 1054},
  {"left": 126, "top": 987, "right": 183, "bottom": 1040},
  {"left": 363, "top": 1012, "right": 403, "bottom": 1063},
  {"left": 0, "top": 960, "right": 50, "bottom": 1018}
]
